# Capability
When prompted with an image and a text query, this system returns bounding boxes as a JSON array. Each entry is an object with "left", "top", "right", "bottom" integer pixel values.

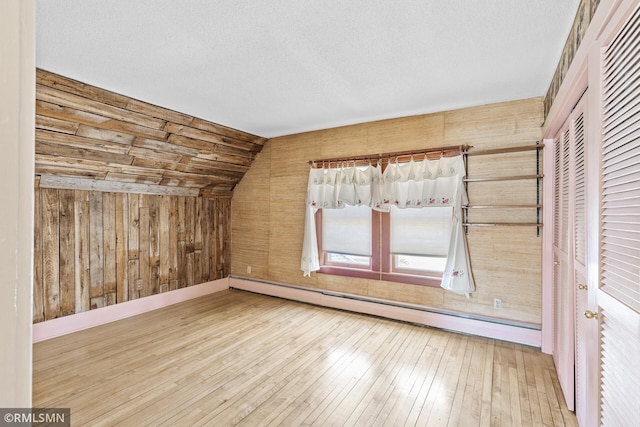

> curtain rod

[{"left": 308, "top": 144, "right": 470, "bottom": 167}]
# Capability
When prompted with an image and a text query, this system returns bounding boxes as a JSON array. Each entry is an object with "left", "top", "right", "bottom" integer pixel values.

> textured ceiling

[{"left": 36, "top": 0, "right": 580, "bottom": 138}]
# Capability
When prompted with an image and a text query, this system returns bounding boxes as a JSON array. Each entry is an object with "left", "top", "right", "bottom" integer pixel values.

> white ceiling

[{"left": 36, "top": 0, "right": 580, "bottom": 138}]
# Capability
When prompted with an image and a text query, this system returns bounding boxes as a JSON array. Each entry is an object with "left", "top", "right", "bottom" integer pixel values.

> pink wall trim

[
  {"left": 229, "top": 277, "right": 541, "bottom": 347},
  {"left": 32, "top": 278, "right": 230, "bottom": 343}
]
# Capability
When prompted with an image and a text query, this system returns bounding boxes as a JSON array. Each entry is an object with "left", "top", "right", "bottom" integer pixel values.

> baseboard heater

[{"left": 228, "top": 276, "right": 541, "bottom": 347}]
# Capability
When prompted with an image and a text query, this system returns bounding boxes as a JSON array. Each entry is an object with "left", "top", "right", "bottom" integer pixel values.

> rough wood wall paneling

[
  {"left": 33, "top": 189, "right": 231, "bottom": 323},
  {"left": 35, "top": 69, "right": 268, "bottom": 197}
]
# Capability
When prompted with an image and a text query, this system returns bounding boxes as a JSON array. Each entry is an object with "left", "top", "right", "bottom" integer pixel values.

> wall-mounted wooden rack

[
  {"left": 462, "top": 143, "right": 543, "bottom": 235},
  {"left": 463, "top": 174, "right": 543, "bottom": 182},
  {"left": 463, "top": 143, "right": 542, "bottom": 156},
  {"left": 463, "top": 204, "right": 542, "bottom": 209},
  {"left": 463, "top": 223, "right": 544, "bottom": 227}
]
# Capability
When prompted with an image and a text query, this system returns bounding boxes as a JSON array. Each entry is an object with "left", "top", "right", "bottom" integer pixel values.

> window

[
  {"left": 318, "top": 204, "right": 452, "bottom": 286},
  {"left": 301, "top": 152, "right": 474, "bottom": 295},
  {"left": 387, "top": 205, "right": 451, "bottom": 276},
  {"left": 322, "top": 205, "right": 373, "bottom": 268}
]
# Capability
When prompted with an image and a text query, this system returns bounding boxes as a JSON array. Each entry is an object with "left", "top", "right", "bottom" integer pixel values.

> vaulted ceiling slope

[
  {"left": 36, "top": 0, "right": 580, "bottom": 138},
  {"left": 35, "top": 70, "right": 267, "bottom": 197}
]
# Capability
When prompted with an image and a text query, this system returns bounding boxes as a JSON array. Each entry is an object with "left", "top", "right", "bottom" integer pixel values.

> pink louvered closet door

[
  {"left": 553, "top": 110, "right": 575, "bottom": 409},
  {"left": 571, "top": 99, "right": 598, "bottom": 427},
  {"left": 594, "top": 2, "right": 640, "bottom": 425},
  {"left": 552, "top": 92, "right": 599, "bottom": 426},
  {"left": 552, "top": 107, "right": 578, "bottom": 414}
]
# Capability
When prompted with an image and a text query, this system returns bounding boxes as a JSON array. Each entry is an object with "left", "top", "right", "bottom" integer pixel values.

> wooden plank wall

[
  {"left": 32, "top": 69, "right": 260, "bottom": 323},
  {"left": 35, "top": 69, "right": 267, "bottom": 197},
  {"left": 231, "top": 98, "right": 544, "bottom": 325},
  {"left": 33, "top": 189, "right": 230, "bottom": 323}
]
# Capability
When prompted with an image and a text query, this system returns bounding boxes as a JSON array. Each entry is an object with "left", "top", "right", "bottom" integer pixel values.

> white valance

[
  {"left": 301, "top": 155, "right": 475, "bottom": 295},
  {"left": 306, "top": 164, "right": 383, "bottom": 209}
]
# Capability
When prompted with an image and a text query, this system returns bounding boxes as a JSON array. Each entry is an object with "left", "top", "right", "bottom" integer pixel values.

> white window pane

[
  {"left": 326, "top": 253, "right": 371, "bottom": 266},
  {"left": 323, "top": 205, "right": 372, "bottom": 256},
  {"left": 390, "top": 206, "right": 452, "bottom": 257},
  {"left": 395, "top": 254, "right": 446, "bottom": 273}
]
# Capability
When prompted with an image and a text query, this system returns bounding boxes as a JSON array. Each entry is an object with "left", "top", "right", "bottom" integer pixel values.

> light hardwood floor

[{"left": 33, "top": 290, "right": 577, "bottom": 426}]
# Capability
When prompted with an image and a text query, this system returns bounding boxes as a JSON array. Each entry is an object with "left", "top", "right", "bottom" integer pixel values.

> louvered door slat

[
  {"left": 554, "top": 138, "right": 561, "bottom": 246},
  {"left": 601, "top": 5, "right": 640, "bottom": 312},
  {"left": 602, "top": 183, "right": 640, "bottom": 200},
  {"left": 600, "top": 4, "right": 640, "bottom": 425},
  {"left": 602, "top": 208, "right": 640, "bottom": 219},
  {"left": 600, "top": 309, "right": 640, "bottom": 426},
  {"left": 601, "top": 196, "right": 640, "bottom": 209},
  {"left": 602, "top": 168, "right": 640, "bottom": 188},
  {"left": 602, "top": 83, "right": 640, "bottom": 130},
  {"left": 602, "top": 272, "right": 640, "bottom": 298},
  {"left": 602, "top": 243, "right": 640, "bottom": 263},
  {"left": 603, "top": 54, "right": 640, "bottom": 99},
  {"left": 561, "top": 130, "right": 570, "bottom": 252},
  {"left": 603, "top": 141, "right": 640, "bottom": 173},
  {"left": 601, "top": 124, "right": 640, "bottom": 155},
  {"left": 603, "top": 42, "right": 640, "bottom": 93},
  {"left": 575, "top": 113, "right": 586, "bottom": 265},
  {"left": 603, "top": 9, "right": 640, "bottom": 65},
  {"left": 602, "top": 11, "right": 640, "bottom": 76}
]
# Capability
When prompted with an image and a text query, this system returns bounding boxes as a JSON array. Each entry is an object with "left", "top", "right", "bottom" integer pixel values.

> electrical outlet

[
  {"left": 493, "top": 298, "right": 502, "bottom": 310},
  {"left": 246, "top": 265, "right": 252, "bottom": 274}
]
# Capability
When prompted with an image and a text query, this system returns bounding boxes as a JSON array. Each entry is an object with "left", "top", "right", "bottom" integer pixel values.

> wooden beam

[
  {"left": 105, "top": 172, "right": 164, "bottom": 186},
  {"left": 39, "top": 175, "right": 201, "bottom": 197}
]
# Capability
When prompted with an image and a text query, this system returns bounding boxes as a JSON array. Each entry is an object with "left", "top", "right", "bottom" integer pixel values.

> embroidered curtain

[{"left": 301, "top": 155, "right": 475, "bottom": 295}]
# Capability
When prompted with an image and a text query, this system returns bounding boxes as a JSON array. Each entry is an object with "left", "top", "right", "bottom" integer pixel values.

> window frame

[
  {"left": 316, "top": 209, "right": 381, "bottom": 280},
  {"left": 381, "top": 210, "right": 443, "bottom": 287},
  {"left": 316, "top": 207, "right": 443, "bottom": 287}
]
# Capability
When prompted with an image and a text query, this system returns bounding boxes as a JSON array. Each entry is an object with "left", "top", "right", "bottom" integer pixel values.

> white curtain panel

[{"left": 301, "top": 155, "right": 475, "bottom": 295}]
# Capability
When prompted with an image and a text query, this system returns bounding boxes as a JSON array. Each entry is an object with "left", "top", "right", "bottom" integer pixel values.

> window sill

[
  {"left": 380, "top": 272, "right": 441, "bottom": 287},
  {"left": 318, "top": 266, "right": 380, "bottom": 280},
  {"left": 318, "top": 266, "right": 441, "bottom": 287}
]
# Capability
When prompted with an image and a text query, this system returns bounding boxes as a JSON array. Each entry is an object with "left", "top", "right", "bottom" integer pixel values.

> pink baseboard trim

[
  {"left": 230, "top": 277, "right": 541, "bottom": 347},
  {"left": 32, "top": 278, "right": 230, "bottom": 343}
]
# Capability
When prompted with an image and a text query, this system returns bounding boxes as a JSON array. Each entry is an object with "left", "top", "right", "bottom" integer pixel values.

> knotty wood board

[
  {"left": 42, "top": 188, "right": 60, "bottom": 320},
  {"left": 32, "top": 189, "right": 231, "bottom": 322},
  {"left": 58, "top": 189, "right": 75, "bottom": 316}
]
